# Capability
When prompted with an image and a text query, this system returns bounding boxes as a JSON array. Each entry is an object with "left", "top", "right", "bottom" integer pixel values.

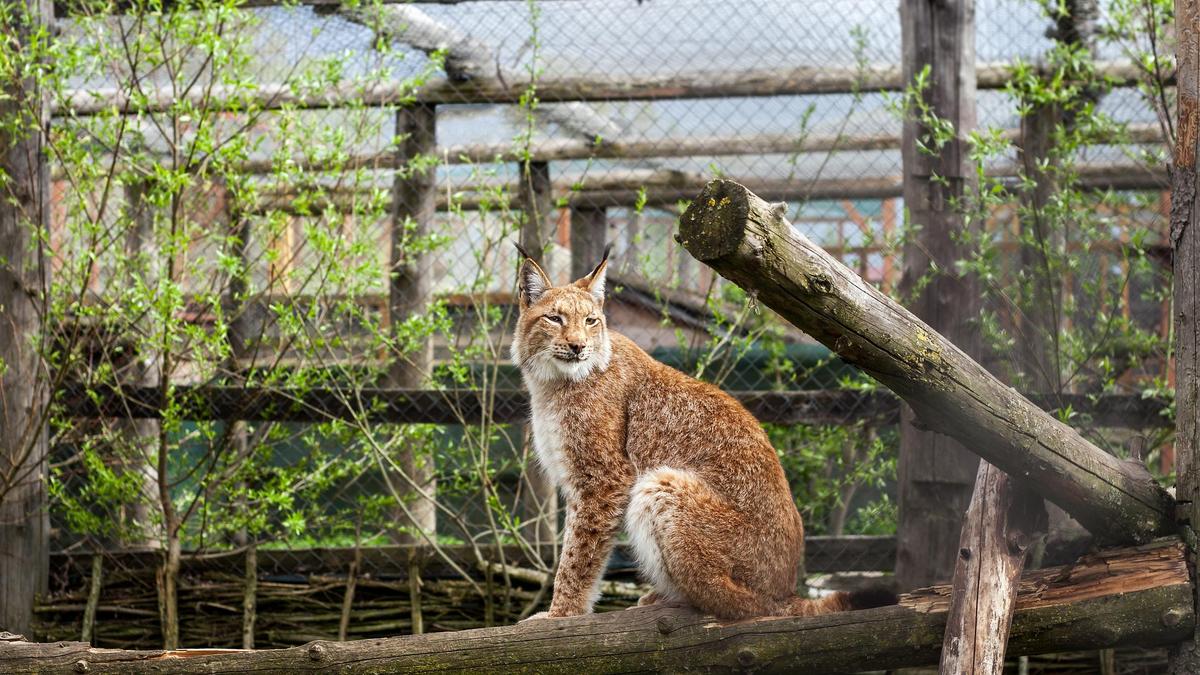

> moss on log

[
  {"left": 2, "top": 540, "right": 1191, "bottom": 673},
  {"left": 677, "top": 179, "right": 1174, "bottom": 544}
]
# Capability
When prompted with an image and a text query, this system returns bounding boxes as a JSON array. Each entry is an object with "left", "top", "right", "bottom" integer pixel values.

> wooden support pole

[
  {"left": 677, "top": 180, "right": 1173, "bottom": 543},
  {"left": 120, "top": 180, "right": 162, "bottom": 547},
  {"left": 0, "top": 0, "right": 51, "bottom": 636},
  {"left": 897, "top": 0, "right": 981, "bottom": 588},
  {"left": 1168, "top": 0, "right": 1200, "bottom": 669},
  {"left": 939, "top": 462, "right": 1047, "bottom": 674},
  {"left": 80, "top": 554, "right": 103, "bottom": 645},
  {"left": 386, "top": 103, "right": 438, "bottom": 543},
  {"left": 516, "top": 160, "right": 559, "bottom": 551},
  {"left": 569, "top": 205, "right": 608, "bottom": 280},
  {"left": 3, "top": 541, "right": 1192, "bottom": 673}
]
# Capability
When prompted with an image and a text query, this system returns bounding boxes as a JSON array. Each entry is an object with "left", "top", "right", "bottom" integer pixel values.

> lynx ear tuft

[
  {"left": 583, "top": 243, "right": 612, "bottom": 303},
  {"left": 515, "top": 243, "right": 552, "bottom": 308}
]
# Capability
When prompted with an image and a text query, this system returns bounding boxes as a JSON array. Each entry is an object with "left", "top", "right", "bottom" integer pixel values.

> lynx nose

[{"left": 567, "top": 343, "right": 584, "bottom": 356}]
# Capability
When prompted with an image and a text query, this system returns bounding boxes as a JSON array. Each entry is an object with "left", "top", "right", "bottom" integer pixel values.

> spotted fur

[{"left": 512, "top": 250, "right": 895, "bottom": 620}]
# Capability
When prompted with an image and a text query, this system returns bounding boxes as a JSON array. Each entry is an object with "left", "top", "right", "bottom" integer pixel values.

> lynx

[{"left": 512, "top": 245, "right": 894, "bottom": 620}]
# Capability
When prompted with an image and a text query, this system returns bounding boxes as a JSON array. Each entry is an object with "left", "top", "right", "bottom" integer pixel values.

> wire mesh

[{"left": 33, "top": 0, "right": 1175, "bottom": 649}]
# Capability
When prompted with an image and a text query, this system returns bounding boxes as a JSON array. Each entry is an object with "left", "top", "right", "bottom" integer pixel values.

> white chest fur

[{"left": 528, "top": 393, "right": 575, "bottom": 502}]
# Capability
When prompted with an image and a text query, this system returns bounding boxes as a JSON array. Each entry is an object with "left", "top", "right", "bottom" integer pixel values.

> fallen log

[
  {"left": 4, "top": 540, "right": 1191, "bottom": 673},
  {"left": 677, "top": 180, "right": 1173, "bottom": 544}
]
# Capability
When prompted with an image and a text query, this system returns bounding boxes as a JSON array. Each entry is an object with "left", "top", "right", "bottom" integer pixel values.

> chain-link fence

[{"left": 31, "top": 0, "right": 1175, "bottom": 650}]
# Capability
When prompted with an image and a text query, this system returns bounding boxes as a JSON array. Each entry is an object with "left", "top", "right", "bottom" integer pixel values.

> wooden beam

[
  {"left": 677, "top": 180, "right": 1174, "bottom": 543},
  {"left": 1168, "top": 0, "right": 1200, "bottom": 668},
  {"left": 251, "top": 161, "right": 1170, "bottom": 218},
  {"left": 54, "top": 61, "right": 1151, "bottom": 116},
  {"left": 133, "top": 124, "right": 1166, "bottom": 176},
  {"left": 55, "top": 384, "right": 1172, "bottom": 428},
  {"left": 5, "top": 541, "right": 1193, "bottom": 673},
  {"left": 896, "top": 0, "right": 982, "bottom": 589},
  {"left": 386, "top": 103, "right": 438, "bottom": 542},
  {"left": 0, "top": 0, "right": 52, "bottom": 636}
]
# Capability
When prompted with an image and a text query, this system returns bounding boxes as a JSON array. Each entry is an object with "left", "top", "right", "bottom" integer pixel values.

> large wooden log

[
  {"left": 4, "top": 541, "right": 1192, "bottom": 673},
  {"left": 677, "top": 180, "right": 1173, "bottom": 543}
]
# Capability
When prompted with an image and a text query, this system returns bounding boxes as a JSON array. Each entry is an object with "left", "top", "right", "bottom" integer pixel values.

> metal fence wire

[{"left": 36, "top": 0, "right": 1174, "bottom": 649}]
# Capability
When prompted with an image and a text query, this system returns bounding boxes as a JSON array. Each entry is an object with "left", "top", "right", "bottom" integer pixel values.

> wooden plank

[
  {"left": 54, "top": 61, "right": 1151, "bottom": 116},
  {"left": 677, "top": 179, "right": 1174, "bottom": 543},
  {"left": 8, "top": 541, "right": 1193, "bottom": 673}
]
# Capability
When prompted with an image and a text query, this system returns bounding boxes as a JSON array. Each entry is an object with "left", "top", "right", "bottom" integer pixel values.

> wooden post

[
  {"left": 121, "top": 180, "right": 162, "bottom": 546},
  {"left": 387, "top": 103, "right": 438, "bottom": 543},
  {"left": 0, "top": 0, "right": 51, "bottom": 636},
  {"left": 1168, "top": 0, "right": 1200, "bottom": 670},
  {"left": 897, "top": 0, "right": 981, "bottom": 588},
  {"left": 516, "top": 160, "right": 559, "bottom": 550},
  {"left": 223, "top": 181, "right": 259, "bottom": 650},
  {"left": 80, "top": 554, "right": 103, "bottom": 644},
  {"left": 939, "top": 462, "right": 1047, "bottom": 674}
]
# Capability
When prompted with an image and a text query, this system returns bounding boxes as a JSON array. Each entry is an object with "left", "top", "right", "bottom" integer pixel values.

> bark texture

[
  {"left": 386, "top": 103, "right": 438, "bottom": 542},
  {"left": 0, "top": 0, "right": 51, "bottom": 635},
  {"left": 897, "top": 0, "right": 981, "bottom": 588},
  {"left": 677, "top": 180, "right": 1173, "bottom": 543},
  {"left": 939, "top": 462, "right": 1048, "bottom": 674},
  {"left": 1169, "top": 0, "right": 1200, "bottom": 670},
  {"left": 2, "top": 541, "right": 1190, "bottom": 674}
]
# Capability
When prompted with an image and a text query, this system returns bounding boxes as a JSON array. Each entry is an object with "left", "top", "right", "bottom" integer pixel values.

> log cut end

[{"left": 678, "top": 179, "right": 752, "bottom": 261}]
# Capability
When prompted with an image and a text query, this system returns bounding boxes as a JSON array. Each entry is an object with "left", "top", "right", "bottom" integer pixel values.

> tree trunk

[
  {"left": 1168, "top": 0, "right": 1200, "bottom": 670},
  {"left": 386, "top": 103, "right": 438, "bottom": 543},
  {"left": 939, "top": 462, "right": 1047, "bottom": 674},
  {"left": 0, "top": 0, "right": 51, "bottom": 636},
  {"left": 3, "top": 541, "right": 1191, "bottom": 673},
  {"left": 677, "top": 180, "right": 1173, "bottom": 543},
  {"left": 896, "top": 0, "right": 981, "bottom": 589}
]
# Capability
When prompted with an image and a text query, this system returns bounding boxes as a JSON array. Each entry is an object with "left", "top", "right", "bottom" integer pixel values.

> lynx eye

[
  {"left": 585, "top": 316, "right": 600, "bottom": 326},
  {"left": 542, "top": 314, "right": 564, "bottom": 325}
]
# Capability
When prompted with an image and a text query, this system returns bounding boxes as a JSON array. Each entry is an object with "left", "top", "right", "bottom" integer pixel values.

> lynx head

[{"left": 511, "top": 243, "right": 613, "bottom": 384}]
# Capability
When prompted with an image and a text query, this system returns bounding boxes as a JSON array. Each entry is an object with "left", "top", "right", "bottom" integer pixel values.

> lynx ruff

[{"left": 511, "top": 246, "right": 895, "bottom": 621}]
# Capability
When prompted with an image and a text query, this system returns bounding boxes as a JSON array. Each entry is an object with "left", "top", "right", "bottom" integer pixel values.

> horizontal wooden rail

[
  {"left": 56, "top": 384, "right": 1170, "bottom": 428},
  {"left": 253, "top": 161, "right": 1168, "bottom": 215},
  {"left": 232, "top": 124, "right": 1166, "bottom": 172},
  {"left": 7, "top": 540, "right": 1192, "bottom": 673},
  {"left": 678, "top": 179, "right": 1176, "bottom": 542},
  {"left": 46, "top": 536, "right": 897, "bottom": 580},
  {"left": 55, "top": 61, "right": 1150, "bottom": 117}
]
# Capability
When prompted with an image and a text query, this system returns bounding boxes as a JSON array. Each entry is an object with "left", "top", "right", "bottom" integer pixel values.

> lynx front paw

[{"left": 520, "top": 611, "right": 552, "bottom": 622}]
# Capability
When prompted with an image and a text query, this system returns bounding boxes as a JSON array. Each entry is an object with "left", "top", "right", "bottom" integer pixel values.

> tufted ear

[
  {"left": 576, "top": 243, "right": 612, "bottom": 304},
  {"left": 515, "top": 243, "right": 553, "bottom": 309}
]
